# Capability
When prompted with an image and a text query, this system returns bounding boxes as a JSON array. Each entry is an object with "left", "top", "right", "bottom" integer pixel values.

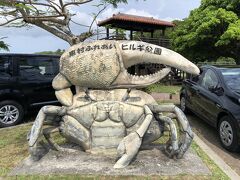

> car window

[
  {"left": 19, "top": 56, "right": 59, "bottom": 81},
  {"left": 201, "top": 69, "right": 218, "bottom": 89},
  {"left": 0, "top": 56, "right": 11, "bottom": 79},
  {"left": 221, "top": 69, "right": 240, "bottom": 92}
]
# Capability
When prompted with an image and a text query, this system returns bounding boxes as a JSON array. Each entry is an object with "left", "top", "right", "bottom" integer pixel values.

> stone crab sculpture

[{"left": 28, "top": 40, "right": 199, "bottom": 169}]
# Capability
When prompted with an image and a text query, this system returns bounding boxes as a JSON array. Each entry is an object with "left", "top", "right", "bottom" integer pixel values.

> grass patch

[
  {"left": 191, "top": 141, "right": 229, "bottom": 180},
  {"left": 0, "top": 123, "right": 32, "bottom": 176},
  {"left": 0, "top": 123, "right": 68, "bottom": 178},
  {"left": 143, "top": 84, "right": 181, "bottom": 94},
  {"left": 0, "top": 122, "right": 229, "bottom": 179}
]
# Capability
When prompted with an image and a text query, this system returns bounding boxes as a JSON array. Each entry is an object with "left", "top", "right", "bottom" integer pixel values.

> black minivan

[{"left": 0, "top": 54, "right": 60, "bottom": 127}]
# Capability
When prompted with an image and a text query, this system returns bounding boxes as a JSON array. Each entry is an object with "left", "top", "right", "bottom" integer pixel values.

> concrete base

[{"left": 9, "top": 144, "right": 210, "bottom": 176}]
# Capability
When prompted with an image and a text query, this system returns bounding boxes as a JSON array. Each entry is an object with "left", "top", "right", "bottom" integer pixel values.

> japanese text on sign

[
  {"left": 121, "top": 43, "right": 162, "bottom": 55},
  {"left": 69, "top": 43, "right": 116, "bottom": 57}
]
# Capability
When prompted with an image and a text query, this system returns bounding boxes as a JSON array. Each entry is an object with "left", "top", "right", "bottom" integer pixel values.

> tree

[
  {"left": 0, "top": 0, "right": 128, "bottom": 45},
  {"left": 170, "top": 0, "right": 240, "bottom": 64},
  {"left": 0, "top": 37, "right": 9, "bottom": 51},
  {"left": 35, "top": 49, "right": 65, "bottom": 55}
]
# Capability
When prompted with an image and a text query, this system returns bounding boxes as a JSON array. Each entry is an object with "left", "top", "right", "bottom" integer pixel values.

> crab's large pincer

[{"left": 114, "top": 132, "right": 142, "bottom": 169}]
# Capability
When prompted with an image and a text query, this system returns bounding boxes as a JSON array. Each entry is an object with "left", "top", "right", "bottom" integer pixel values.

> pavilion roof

[{"left": 98, "top": 13, "right": 175, "bottom": 31}]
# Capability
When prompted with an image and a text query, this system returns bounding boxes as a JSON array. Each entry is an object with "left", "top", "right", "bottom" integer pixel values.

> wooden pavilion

[{"left": 98, "top": 13, "right": 175, "bottom": 47}]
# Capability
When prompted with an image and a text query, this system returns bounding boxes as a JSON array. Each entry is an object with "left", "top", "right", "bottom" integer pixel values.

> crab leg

[
  {"left": 42, "top": 127, "right": 62, "bottom": 151},
  {"left": 158, "top": 115, "right": 179, "bottom": 158},
  {"left": 27, "top": 105, "right": 66, "bottom": 161},
  {"left": 148, "top": 104, "right": 194, "bottom": 159},
  {"left": 42, "top": 127, "right": 79, "bottom": 153},
  {"left": 114, "top": 105, "right": 153, "bottom": 169}
]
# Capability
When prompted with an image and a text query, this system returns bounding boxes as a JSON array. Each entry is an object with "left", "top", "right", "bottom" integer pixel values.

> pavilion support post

[
  {"left": 130, "top": 30, "right": 133, "bottom": 40},
  {"left": 116, "top": 28, "right": 119, "bottom": 38},
  {"left": 162, "top": 28, "right": 166, "bottom": 36},
  {"left": 106, "top": 28, "right": 109, "bottom": 39},
  {"left": 151, "top": 31, "right": 154, "bottom": 38}
]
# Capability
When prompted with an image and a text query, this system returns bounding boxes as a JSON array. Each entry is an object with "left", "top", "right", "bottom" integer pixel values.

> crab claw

[
  {"left": 111, "top": 41, "right": 200, "bottom": 88},
  {"left": 114, "top": 132, "right": 142, "bottom": 169},
  {"left": 60, "top": 40, "right": 199, "bottom": 89}
]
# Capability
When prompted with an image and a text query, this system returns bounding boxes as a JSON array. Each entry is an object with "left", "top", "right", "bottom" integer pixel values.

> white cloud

[
  {"left": 71, "top": 11, "right": 93, "bottom": 26},
  {"left": 154, "top": 0, "right": 167, "bottom": 12},
  {"left": 0, "top": 26, "right": 53, "bottom": 38},
  {"left": 99, "top": 7, "right": 160, "bottom": 20},
  {"left": 98, "top": 7, "right": 175, "bottom": 23},
  {"left": 124, "top": 8, "right": 159, "bottom": 19},
  {"left": 99, "top": 7, "right": 124, "bottom": 20},
  {"left": 161, "top": 17, "right": 181, "bottom": 22},
  {"left": 4, "top": 35, "right": 69, "bottom": 53}
]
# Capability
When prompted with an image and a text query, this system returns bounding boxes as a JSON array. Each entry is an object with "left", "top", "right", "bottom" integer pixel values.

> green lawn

[
  {"left": 0, "top": 122, "right": 229, "bottom": 179},
  {"left": 0, "top": 123, "right": 31, "bottom": 176},
  {"left": 143, "top": 84, "right": 181, "bottom": 94}
]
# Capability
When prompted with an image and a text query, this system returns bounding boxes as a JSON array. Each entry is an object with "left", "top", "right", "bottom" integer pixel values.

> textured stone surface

[
  {"left": 55, "top": 88, "right": 73, "bottom": 106},
  {"left": 10, "top": 145, "right": 210, "bottom": 176},
  {"left": 60, "top": 41, "right": 121, "bottom": 88},
  {"left": 28, "top": 40, "right": 201, "bottom": 168},
  {"left": 91, "top": 120, "right": 125, "bottom": 149}
]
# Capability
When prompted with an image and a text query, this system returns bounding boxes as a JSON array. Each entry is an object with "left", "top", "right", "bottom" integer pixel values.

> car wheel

[
  {"left": 0, "top": 100, "right": 24, "bottom": 128},
  {"left": 180, "top": 95, "right": 189, "bottom": 113},
  {"left": 218, "top": 116, "right": 240, "bottom": 152}
]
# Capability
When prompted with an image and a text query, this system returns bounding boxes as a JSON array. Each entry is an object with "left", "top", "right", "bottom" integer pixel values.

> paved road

[{"left": 187, "top": 114, "right": 240, "bottom": 176}]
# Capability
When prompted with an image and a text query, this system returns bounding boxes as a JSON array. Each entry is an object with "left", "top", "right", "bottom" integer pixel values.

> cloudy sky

[{"left": 0, "top": 0, "right": 201, "bottom": 53}]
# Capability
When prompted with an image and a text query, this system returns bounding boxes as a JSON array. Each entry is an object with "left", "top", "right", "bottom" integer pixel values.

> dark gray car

[{"left": 180, "top": 65, "right": 240, "bottom": 152}]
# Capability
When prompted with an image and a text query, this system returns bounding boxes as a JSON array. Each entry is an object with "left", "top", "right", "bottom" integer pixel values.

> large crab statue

[{"left": 28, "top": 40, "right": 199, "bottom": 169}]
